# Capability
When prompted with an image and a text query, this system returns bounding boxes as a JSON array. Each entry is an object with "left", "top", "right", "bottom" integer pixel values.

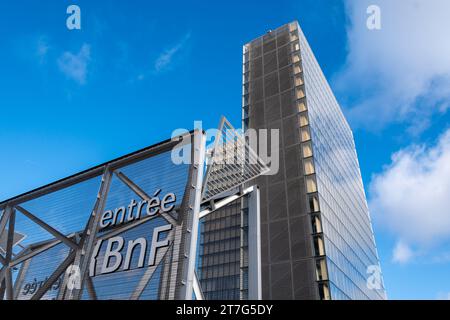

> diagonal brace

[{"left": 15, "top": 206, "right": 79, "bottom": 251}]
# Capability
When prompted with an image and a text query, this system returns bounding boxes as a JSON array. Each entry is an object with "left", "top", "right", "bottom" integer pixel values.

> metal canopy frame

[
  {"left": 0, "top": 131, "right": 202, "bottom": 300},
  {"left": 0, "top": 132, "right": 192, "bottom": 211},
  {"left": 0, "top": 120, "right": 264, "bottom": 300}
]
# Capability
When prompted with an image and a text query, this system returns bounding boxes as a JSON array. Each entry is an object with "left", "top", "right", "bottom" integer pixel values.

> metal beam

[
  {"left": 10, "top": 239, "right": 60, "bottom": 268},
  {"left": 201, "top": 117, "right": 227, "bottom": 197},
  {"left": 130, "top": 232, "right": 174, "bottom": 300},
  {"left": 11, "top": 232, "right": 78, "bottom": 268},
  {"left": 4, "top": 211, "right": 15, "bottom": 300},
  {"left": 0, "top": 132, "right": 191, "bottom": 211},
  {"left": 56, "top": 266, "right": 70, "bottom": 300},
  {"left": 158, "top": 243, "right": 173, "bottom": 300},
  {"left": 179, "top": 129, "right": 206, "bottom": 300},
  {"left": 0, "top": 266, "right": 6, "bottom": 287},
  {"left": 0, "top": 208, "right": 16, "bottom": 300},
  {"left": 167, "top": 224, "right": 183, "bottom": 300},
  {"left": 193, "top": 271, "right": 205, "bottom": 300},
  {"left": 65, "top": 166, "right": 113, "bottom": 300},
  {"left": 199, "top": 186, "right": 255, "bottom": 219},
  {"left": 0, "top": 278, "right": 5, "bottom": 300},
  {"left": 31, "top": 250, "right": 76, "bottom": 300},
  {"left": 0, "top": 206, "right": 12, "bottom": 239},
  {"left": 85, "top": 277, "right": 97, "bottom": 300},
  {"left": 247, "top": 186, "right": 262, "bottom": 300},
  {"left": 15, "top": 206, "right": 79, "bottom": 251},
  {"left": 13, "top": 259, "right": 30, "bottom": 300},
  {"left": 4, "top": 268, "right": 13, "bottom": 300}
]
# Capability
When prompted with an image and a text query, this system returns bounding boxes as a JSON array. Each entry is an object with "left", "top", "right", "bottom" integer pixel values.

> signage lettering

[
  {"left": 90, "top": 224, "right": 173, "bottom": 276},
  {"left": 22, "top": 277, "right": 62, "bottom": 297},
  {"left": 99, "top": 189, "right": 176, "bottom": 230}
]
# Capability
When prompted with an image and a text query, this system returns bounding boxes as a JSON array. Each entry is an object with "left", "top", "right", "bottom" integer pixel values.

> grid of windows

[
  {"left": 243, "top": 23, "right": 318, "bottom": 300},
  {"left": 243, "top": 21, "right": 386, "bottom": 300},
  {"left": 197, "top": 199, "right": 247, "bottom": 300},
  {"left": 296, "top": 22, "right": 386, "bottom": 300}
]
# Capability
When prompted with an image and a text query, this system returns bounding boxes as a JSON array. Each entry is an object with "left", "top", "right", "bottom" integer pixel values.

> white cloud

[
  {"left": 336, "top": 0, "right": 450, "bottom": 132},
  {"left": 392, "top": 241, "right": 414, "bottom": 264},
  {"left": 154, "top": 32, "right": 191, "bottom": 72},
  {"left": 36, "top": 36, "right": 50, "bottom": 64},
  {"left": 369, "top": 127, "right": 450, "bottom": 262},
  {"left": 57, "top": 44, "right": 91, "bottom": 85},
  {"left": 431, "top": 252, "right": 450, "bottom": 264}
]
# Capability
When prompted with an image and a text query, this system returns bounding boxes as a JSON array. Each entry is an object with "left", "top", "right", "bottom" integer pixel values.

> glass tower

[{"left": 242, "top": 21, "right": 386, "bottom": 300}]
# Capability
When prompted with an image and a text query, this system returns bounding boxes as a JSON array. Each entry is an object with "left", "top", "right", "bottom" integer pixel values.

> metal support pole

[
  {"left": 0, "top": 278, "right": 5, "bottom": 300},
  {"left": 0, "top": 206, "right": 12, "bottom": 239},
  {"left": 85, "top": 276, "right": 98, "bottom": 300},
  {"left": 181, "top": 129, "right": 206, "bottom": 300},
  {"left": 64, "top": 166, "right": 113, "bottom": 300},
  {"left": 247, "top": 186, "right": 262, "bottom": 300},
  {"left": 13, "top": 259, "right": 30, "bottom": 300},
  {"left": 4, "top": 209, "right": 15, "bottom": 300},
  {"left": 193, "top": 271, "right": 205, "bottom": 300},
  {"left": 0, "top": 254, "right": 6, "bottom": 266}
]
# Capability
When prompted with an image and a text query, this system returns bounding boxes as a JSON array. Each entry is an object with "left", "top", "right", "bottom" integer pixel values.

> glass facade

[
  {"left": 197, "top": 198, "right": 249, "bottom": 300},
  {"left": 297, "top": 24, "right": 386, "bottom": 300},
  {"left": 243, "top": 21, "right": 386, "bottom": 300}
]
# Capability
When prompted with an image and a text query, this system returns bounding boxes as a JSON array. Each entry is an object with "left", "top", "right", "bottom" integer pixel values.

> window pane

[
  {"left": 296, "top": 89, "right": 305, "bottom": 99},
  {"left": 299, "top": 114, "right": 308, "bottom": 127},
  {"left": 302, "top": 142, "right": 313, "bottom": 158},
  {"left": 301, "top": 127, "right": 311, "bottom": 142},
  {"left": 297, "top": 101, "right": 307, "bottom": 112},
  {"left": 304, "top": 158, "right": 315, "bottom": 175},
  {"left": 306, "top": 176, "right": 317, "bottom": 193}
]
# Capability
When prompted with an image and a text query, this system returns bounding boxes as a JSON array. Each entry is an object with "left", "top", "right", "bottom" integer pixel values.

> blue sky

[{"left": 1, "top": 0, "right": 450, "bottom": 299}]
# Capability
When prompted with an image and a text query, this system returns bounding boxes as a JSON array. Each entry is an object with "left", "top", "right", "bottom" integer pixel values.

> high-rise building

[{"left": 242, "top": 21, "right": 386, "bottom": 300}]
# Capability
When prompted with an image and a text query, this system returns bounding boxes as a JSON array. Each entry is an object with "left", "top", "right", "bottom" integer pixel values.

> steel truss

[
  {"left": 0, "top": 131, "right": 203, "bottom": 300},
  {"left": 0, "top": 117, "right": 265, "bottom": 300}
]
